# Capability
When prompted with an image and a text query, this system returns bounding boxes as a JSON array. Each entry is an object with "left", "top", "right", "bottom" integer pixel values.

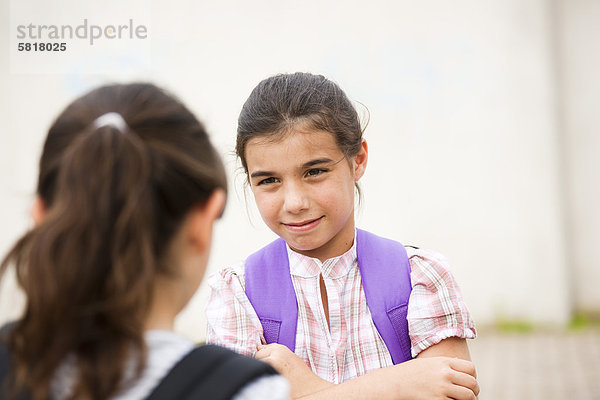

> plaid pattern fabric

[{"left": 205, "top": 238, "right": 476, "bottom": 383}]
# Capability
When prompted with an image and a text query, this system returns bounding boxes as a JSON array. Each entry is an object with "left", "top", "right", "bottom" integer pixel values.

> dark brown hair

[
  {"left": 0, "top": 83, "right": 227, "bottom": 400},
  {"left": 236, "top": 72, "right": 365, "bottom": 173}
]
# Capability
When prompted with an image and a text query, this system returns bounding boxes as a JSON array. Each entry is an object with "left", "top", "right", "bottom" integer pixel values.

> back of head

[
  {"left": 1, "top": 83, "right": 227, "bottom": 400},
  {"left": 236, "top": 72, "right": 364, "bottom": 173}
]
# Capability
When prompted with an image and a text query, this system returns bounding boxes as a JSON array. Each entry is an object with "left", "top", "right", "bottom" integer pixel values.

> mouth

[{"left": 282, "top": 216, "right": 324, "bottom": 232}]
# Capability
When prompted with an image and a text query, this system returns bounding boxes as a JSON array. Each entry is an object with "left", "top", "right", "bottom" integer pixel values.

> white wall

[
  {"left": 555, "top": 0, "right": 600, "bottom": 314},
  {"left": 1, "top": 0, "right": 596, "bottom": 342}
]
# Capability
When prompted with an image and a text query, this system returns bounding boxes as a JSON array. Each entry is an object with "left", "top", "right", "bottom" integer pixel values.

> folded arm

[{"left": 257, "top": 342, "right": 479, "bottom": 400}]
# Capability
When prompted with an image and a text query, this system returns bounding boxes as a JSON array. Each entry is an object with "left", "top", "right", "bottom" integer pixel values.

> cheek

[
  {"left": 253, "top": 192, "right": 280, "bottom": 220},
  {"left": 316, "top": 182, "right": 354, "bottom": 211}
]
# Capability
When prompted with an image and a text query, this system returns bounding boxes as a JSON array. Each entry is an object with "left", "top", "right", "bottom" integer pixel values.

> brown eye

[
  {"left": 305, "top": 168, "right": 327, "bottom": 177},
  {"left": 257, "top": 177, "right": 279, "bottom": 186}
]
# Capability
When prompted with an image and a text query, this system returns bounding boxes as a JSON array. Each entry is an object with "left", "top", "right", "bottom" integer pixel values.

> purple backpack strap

[
  {"left": 244, "top": 231, "right": 412, "bottom": 363},
  {"left": 356, "top": 229, "right": 413, "bottom": 364},
  {"left": 244, "top": 238, "right": 298, "bottom": 352}
]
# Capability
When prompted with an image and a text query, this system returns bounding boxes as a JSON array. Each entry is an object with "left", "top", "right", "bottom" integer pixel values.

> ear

[
  {"left": 30, "top": 196, "right": 47, "bottom": 226},
  {"left": 353, "top": 139, "right": 368, "bottom": 181},
  {"left": 186, "top": 189, "right": 227, "bottom": 253}
]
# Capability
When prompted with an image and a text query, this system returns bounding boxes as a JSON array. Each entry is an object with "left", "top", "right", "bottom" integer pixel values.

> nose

[{"left": 282, "top": 182, "right": 309, "bottom": 214}]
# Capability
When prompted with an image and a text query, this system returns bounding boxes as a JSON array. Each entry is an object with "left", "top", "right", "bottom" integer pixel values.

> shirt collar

[{"left": 286, "top": 230, "right": 358, "bottom": 279}]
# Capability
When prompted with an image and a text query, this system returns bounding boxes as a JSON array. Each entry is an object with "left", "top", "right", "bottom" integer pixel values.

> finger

[
  {"left": 449, "top": 358, "right": 477, "bottom": 378},
  {"left": 260, "top": 334, "right": 267, "bottom": 345},
  {"left": 447, "top": 384, "right": 477, "bottom": 400},
  {"left": 255, "top": 353, "right": 279, "bottom": 370},
  {"left": 257, "top": 343, "right": 266, "bottom": 351},
  {"left": 259, "top": 343, "right": 286, "bottom": 354},
  {"left": 254, "top": 347, "right": 271, "bottom": 360},
  {"left": 451, "top": 370, "right": 479, "bottom": 395},
  {"left": 255, "top": 343, "right": 282, "bottom": 358}
]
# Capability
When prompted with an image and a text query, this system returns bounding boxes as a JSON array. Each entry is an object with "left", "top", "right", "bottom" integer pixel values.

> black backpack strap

[
  {"left": 0, "top": 321, "right": 31, "bottom": 400},
  {"left": 0, "top": 322, "right": 16, "bottom": 390},
  {"left": 0, "top": 339, "right": 10, "bottom": 394},
  {"left": 146, "top": 344, "right": 277, "bottom": 400}
]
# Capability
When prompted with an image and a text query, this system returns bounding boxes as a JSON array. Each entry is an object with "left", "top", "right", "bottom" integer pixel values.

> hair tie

[{"left": 92, "top": 112, "right": 129, "bottom": 133}]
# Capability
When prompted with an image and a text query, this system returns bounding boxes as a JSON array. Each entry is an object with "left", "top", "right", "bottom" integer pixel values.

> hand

[
  {"left": 255, "top": 343, "right": 333, "bottom": 398},
  {"left": 393, "top": 356, "right": 479, "bottom": 400},
  {"left": 284, "top": 355, "right": 479, "bottom": 400}
]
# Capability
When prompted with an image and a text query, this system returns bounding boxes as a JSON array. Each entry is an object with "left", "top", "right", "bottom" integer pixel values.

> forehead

[{"left": 245, "top": 129, "right": 342, "bottom": 168}]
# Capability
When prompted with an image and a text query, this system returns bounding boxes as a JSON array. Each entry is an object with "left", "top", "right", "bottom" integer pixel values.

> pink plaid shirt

[{"left": 205, "top": 236, "right": 476, "bottom": 383}]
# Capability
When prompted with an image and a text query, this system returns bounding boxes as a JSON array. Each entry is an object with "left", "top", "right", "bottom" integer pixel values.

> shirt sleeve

[
  {"left": 232, "top": 375, "right": 291, "bottom": 400},
  {"left": 406, "top": 248, "right": 476, "bottom": 357},
  {"left": 205, "top": 263, "right": 264, "bottom": 357}
]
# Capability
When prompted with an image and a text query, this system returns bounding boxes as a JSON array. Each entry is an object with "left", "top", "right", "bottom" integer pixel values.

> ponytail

[{"left": 0, "top": 83, "right": 227, "bottom": 400}]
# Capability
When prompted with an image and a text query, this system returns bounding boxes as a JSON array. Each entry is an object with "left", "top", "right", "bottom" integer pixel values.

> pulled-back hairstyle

[
  {"left": 0, "top": 83, "right": 227, "bottom": 400},
  {"left": 236, "top": 72, "right": 365, "bottom": 174}
]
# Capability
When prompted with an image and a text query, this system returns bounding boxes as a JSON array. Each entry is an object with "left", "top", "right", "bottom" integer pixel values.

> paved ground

[{"left": 469, "top": 327, "right": 600, "bottom": 400}]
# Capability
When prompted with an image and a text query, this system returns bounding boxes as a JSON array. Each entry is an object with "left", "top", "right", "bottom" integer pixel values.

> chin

[{"left": 288, "top": 237, "right": 326, "bottom": 253}]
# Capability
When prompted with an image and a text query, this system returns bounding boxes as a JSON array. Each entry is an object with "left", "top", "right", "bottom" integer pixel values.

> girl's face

[{"left": 246, "top": 128, "right": 367, "bottom": 261}]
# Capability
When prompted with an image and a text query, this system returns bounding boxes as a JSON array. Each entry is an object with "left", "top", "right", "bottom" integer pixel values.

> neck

[{"left": 144, "top": 276, "right": 186, "bottom": 331}]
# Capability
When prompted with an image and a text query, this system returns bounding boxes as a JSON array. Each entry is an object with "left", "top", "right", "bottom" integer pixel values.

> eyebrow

[
  {"left": 301, "top": 158, "right": 335, "bottom": 169},
  {"left": 250, "top": 170, "right": 275, "bottom": 179},
  {"left": 249, "top": 158, "right": 335, "bottom": 180}
]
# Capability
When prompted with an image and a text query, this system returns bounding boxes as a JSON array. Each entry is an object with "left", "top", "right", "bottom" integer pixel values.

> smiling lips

[{"left": 282, "top": 216, "right": 324, "bottom": 232}]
